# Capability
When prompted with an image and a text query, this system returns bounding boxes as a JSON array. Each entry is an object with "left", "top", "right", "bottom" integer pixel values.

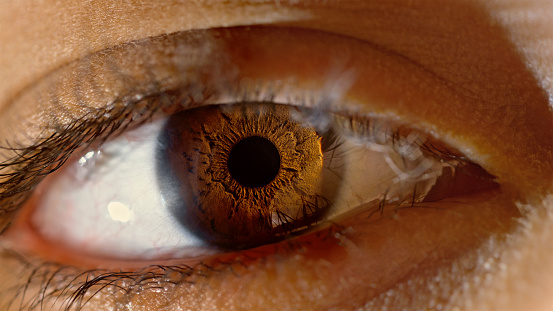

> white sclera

[
  {"left": 31, "top": 111, "right": 447, "bottom": 261},
  {"left": 32, "top": 119, "right": 210, "bottom": 260},
  {"left": 319, "top": 131, "right": 446, "bottom": 219}
]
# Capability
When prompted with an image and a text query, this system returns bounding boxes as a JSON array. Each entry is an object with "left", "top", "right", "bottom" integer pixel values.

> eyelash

[
  {"left": 0, "top": 31, "right": 491, "bottom": 310},
  {"left": 0, "top": 105, "right": 135, "bottom": 232}
]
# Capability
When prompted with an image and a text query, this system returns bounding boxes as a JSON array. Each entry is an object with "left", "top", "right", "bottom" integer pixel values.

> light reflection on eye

[
  {"left": 20, "top": 100, "right": 496, "bottom": 264},
  {"left": 0, "top": 26, "right": 524, "bottom": 310}
]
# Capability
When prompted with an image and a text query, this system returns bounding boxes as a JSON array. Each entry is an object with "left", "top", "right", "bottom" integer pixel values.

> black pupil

[{"left": 228, "top": 136, "right": 280, "bottom": 188}]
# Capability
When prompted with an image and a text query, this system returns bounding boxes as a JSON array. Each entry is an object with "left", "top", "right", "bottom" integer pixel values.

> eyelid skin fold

[{"left": 1, "top": 26, "right": 551, "bottom": 234}]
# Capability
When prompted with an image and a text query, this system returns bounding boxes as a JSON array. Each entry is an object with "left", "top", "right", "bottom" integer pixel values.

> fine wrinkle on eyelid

[
  {"left": 282, "top": 0, "right": 544, "bottom": 103},
  {"left": 1, "top": 23, "right": 495, "bottom": 124},
  {"left": 0, "top": 0, "right": 311, "bottom": 107}
]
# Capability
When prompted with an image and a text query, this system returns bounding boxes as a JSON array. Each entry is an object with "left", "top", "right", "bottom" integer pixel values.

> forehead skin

[{"left": 0, "top": 0, "right": 553, "bottom": 310}]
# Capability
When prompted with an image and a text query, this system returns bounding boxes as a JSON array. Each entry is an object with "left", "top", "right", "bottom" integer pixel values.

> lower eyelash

[
  {"left": 1, "top": 112, "right": 492, "bottom": 311},
  {"left": 3, "top": 229, "right": 349, "bottom": 311},
  {"left": 2, "top": 254, "right": 193, "bottom": 311}
]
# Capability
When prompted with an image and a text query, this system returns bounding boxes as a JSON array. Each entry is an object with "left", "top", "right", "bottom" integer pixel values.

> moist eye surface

[
  {"left": 21, "top": 100, "right": 502, "bottom": 263},
  {"left": 159, "top": 103, "right": 331, "bottom": 249}
]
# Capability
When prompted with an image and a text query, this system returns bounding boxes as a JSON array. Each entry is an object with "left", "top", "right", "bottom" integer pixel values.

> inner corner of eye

[{"left": 19, "top": 102, "right": 498, "bottom": 264}]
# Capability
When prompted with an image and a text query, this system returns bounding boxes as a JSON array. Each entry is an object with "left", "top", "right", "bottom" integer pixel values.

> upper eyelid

[
  {"left": 1, "top": 25, "right": 551, "bottom": 233},
  {"left": 0, "top": 25, "right": 502, "bottom": 230},
  {"left": 0, "top": 27, "right": 374, "bottom": 233}
]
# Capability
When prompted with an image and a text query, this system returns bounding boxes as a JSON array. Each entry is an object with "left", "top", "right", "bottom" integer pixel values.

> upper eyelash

[
  {"left": 0, "top": 89, "right": 295, "bottom": 233},
  {"left": 0, "top": 97, "right": 158, "bottom": 233}
]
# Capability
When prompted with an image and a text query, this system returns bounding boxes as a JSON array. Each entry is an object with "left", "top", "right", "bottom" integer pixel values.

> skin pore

[{"left": 0, "top": 0, "right": 553, "bottom": 310}]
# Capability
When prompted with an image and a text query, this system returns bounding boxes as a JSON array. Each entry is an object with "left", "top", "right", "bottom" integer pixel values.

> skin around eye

[
  {"left": 5, "top": 183, "right": 520, "bottom": 310},
  {"left": 0, "top": 3, "right": 553, "bottom": 311},
  {"left": 10, "top": 101, "right": 500, "bottom": 269},
  {"left": 1, "top": 26, "right": 549, "bottom": 225}
]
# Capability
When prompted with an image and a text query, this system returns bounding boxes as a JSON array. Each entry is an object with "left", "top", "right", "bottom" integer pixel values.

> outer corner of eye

[{"left": 1, "top": 99, "right": 509, "bottom": 275}]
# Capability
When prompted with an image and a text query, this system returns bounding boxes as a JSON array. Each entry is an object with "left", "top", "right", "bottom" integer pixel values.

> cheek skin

[
  {"left": 63, "top": 192, "right": 518, "bottom": 311},
  {"left": 469, "top": 196, "right": 553, "bottom": 311}
]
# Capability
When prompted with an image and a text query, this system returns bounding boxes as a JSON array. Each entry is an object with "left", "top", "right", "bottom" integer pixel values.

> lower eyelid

[
  {"left": 0, "top": 188, "right": 519, "bottom": 310},
  {"left": 164, "top": 193, "right": 518, "bottom": 310}
]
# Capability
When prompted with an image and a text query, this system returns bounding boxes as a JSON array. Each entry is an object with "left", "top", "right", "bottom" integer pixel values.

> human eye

[
  {"left": 11, "top": 97, "right": 500, "bottom": 262},
  {"left": 1, "top": 1, "right": 553, "bottom": 311}
]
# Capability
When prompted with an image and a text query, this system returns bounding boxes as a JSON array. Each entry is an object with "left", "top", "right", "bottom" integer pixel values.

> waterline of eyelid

[{"left": 23, "top": 105, "right": 453, "bottom": 261}]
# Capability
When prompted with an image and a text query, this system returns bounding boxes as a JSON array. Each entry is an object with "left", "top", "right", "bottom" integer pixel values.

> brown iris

[{"left": 159, "top": 103, "right": 331, "bottom": 249}]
